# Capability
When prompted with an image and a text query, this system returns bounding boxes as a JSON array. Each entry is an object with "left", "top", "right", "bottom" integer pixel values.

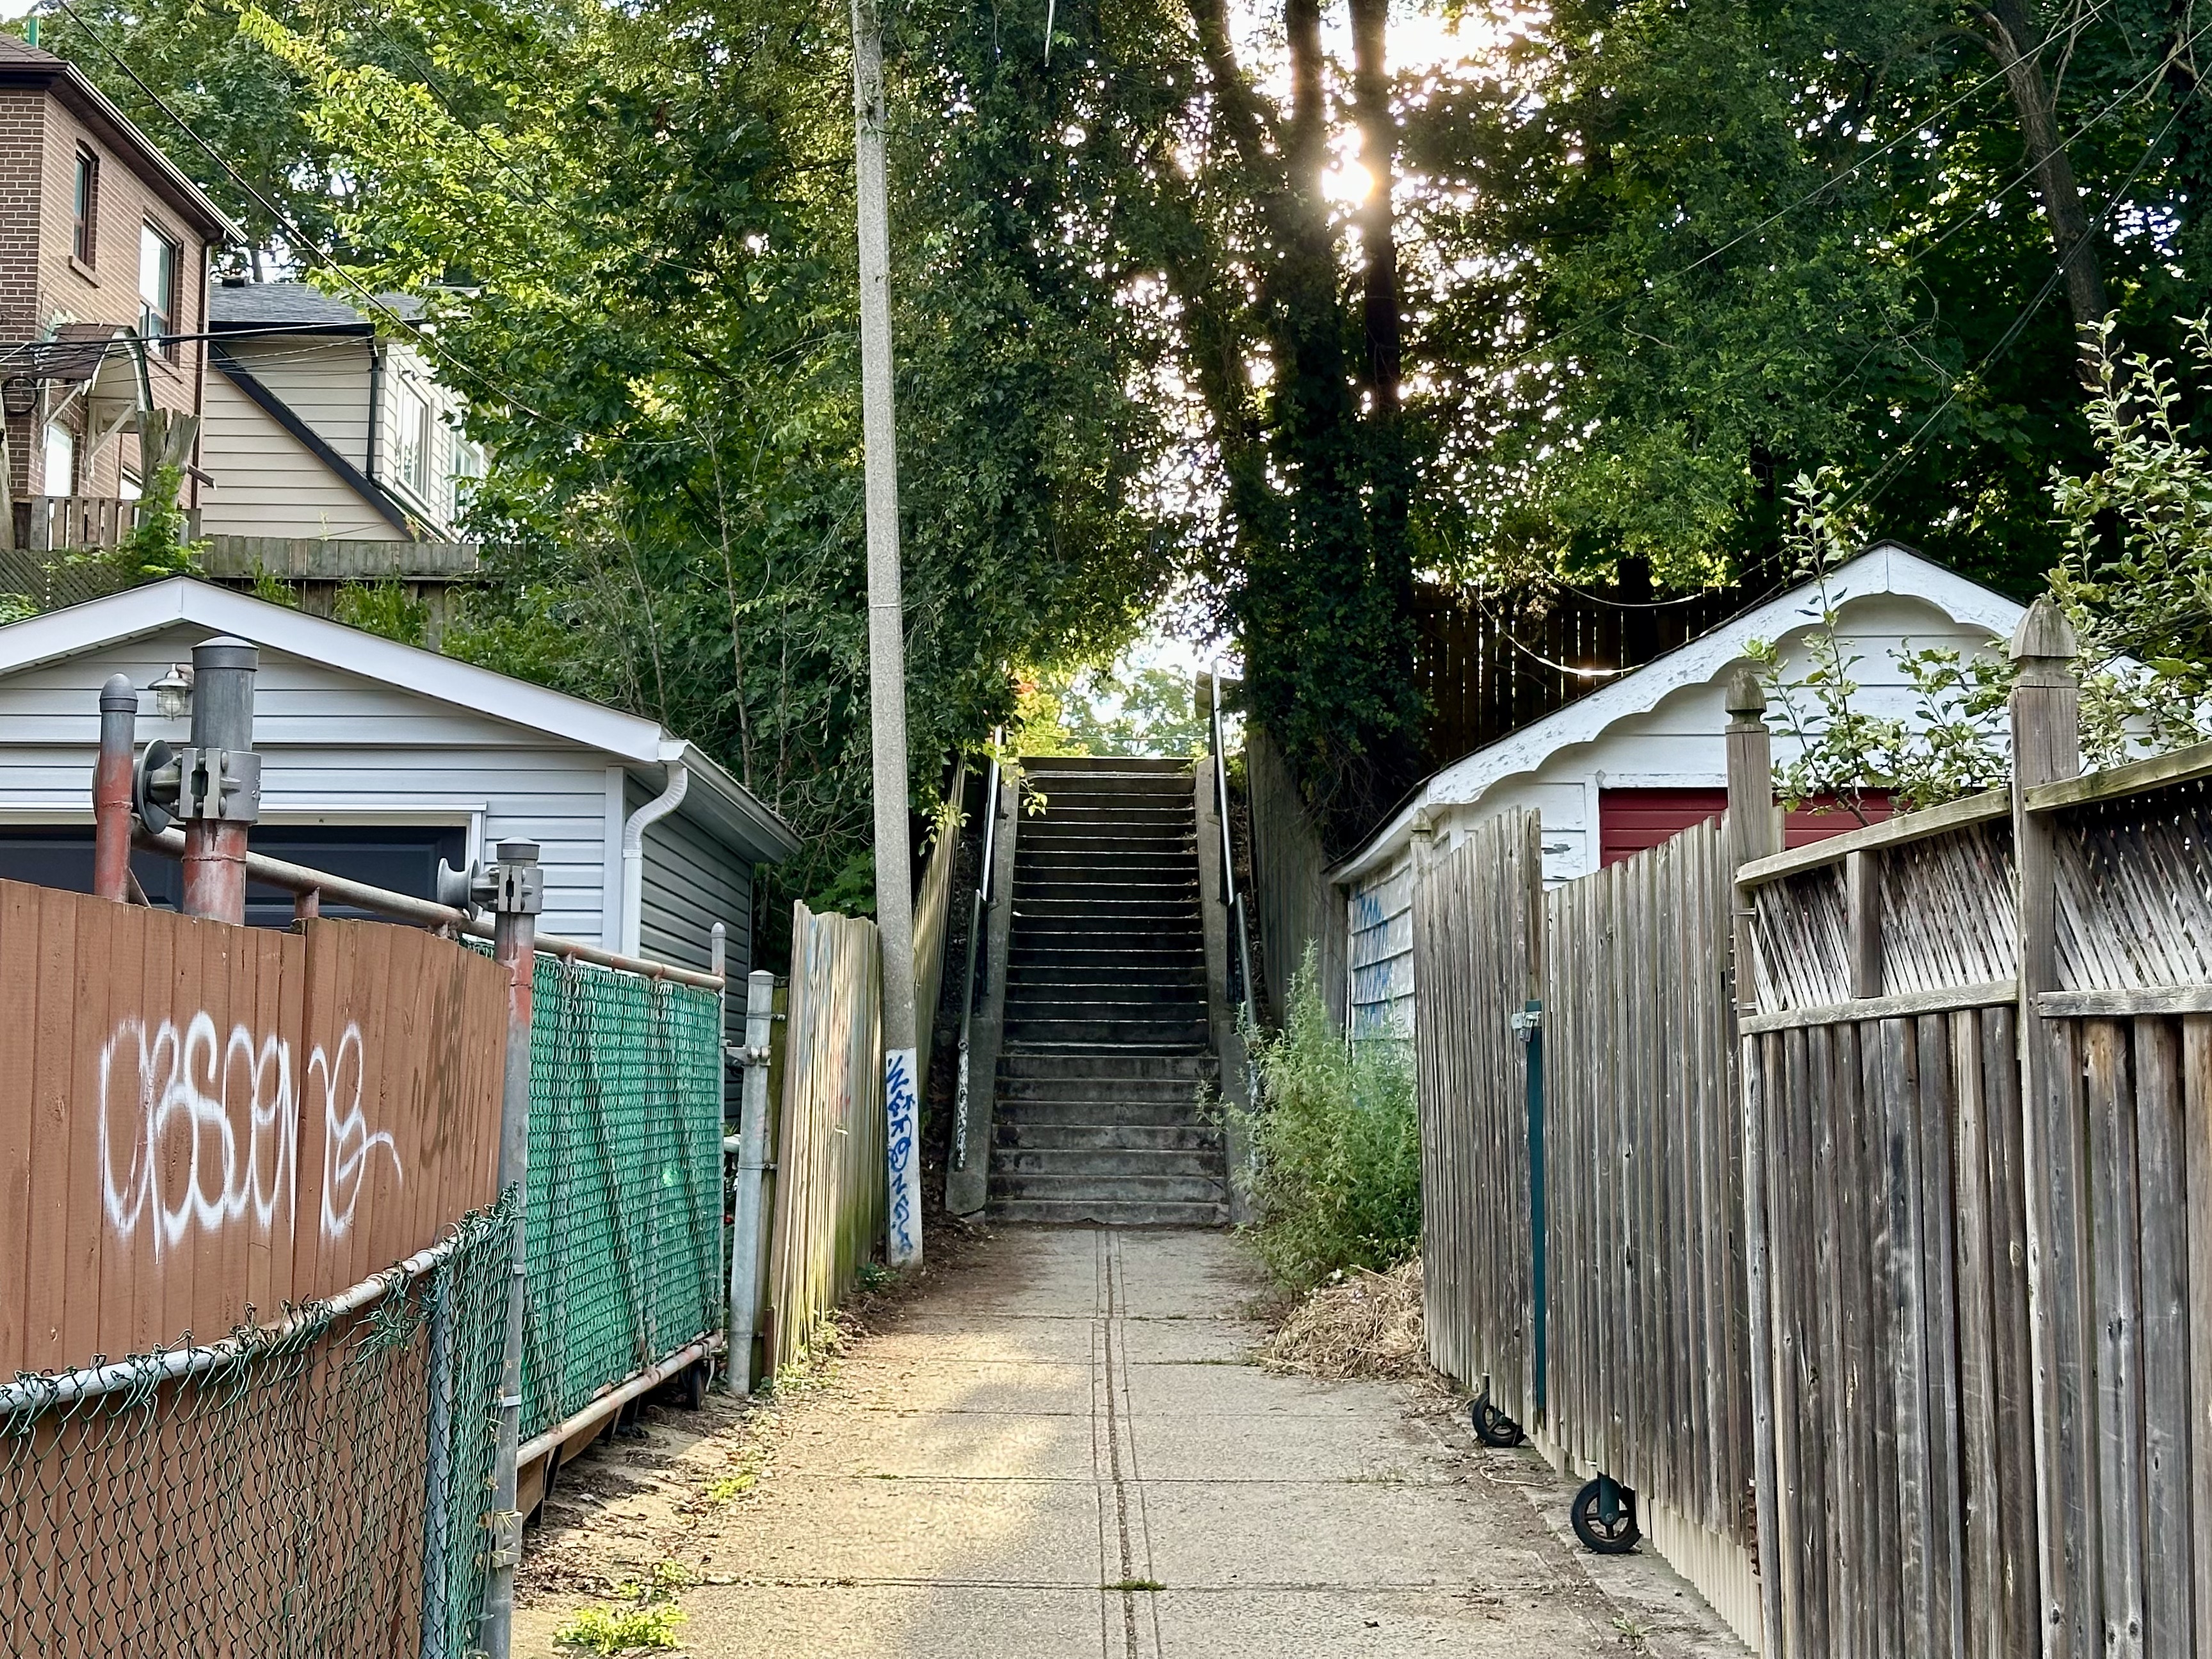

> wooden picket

[
  {"left": 1410, "top": 810, "right": 1540, "bottom": 1421},
  {"left": 763, "top": 901, "right": 884, "bottom": 1375}
]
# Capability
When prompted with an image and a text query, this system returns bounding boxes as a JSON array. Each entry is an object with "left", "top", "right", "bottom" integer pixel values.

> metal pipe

[
  {"left": 180, "top": 635, "right": 257, "bottom": 923},
  {"left": 93, "top": 673, "right": 136, "bottom": 901},
  {"left": 726, "top": 969, "right": 775, "bottom": 1393},
  {"left": 131, "top": 825, "right": 725, "bottom": 989},
  {"left": 0, "top": 1227, "right": 468, "bottom": 1413},
  {"left": 618, "top": 760, "right": 688, "bottom": 957},
  {"left": 950, "top": 742, "right": 1002, "bottom": 1172},
  {"left": 515, "top": 1332, "right": 723, "bottom": 1471},
  {"left": 479, "top": 839, "right": 542, "bottom": 1659},
  {"left": 710, "top": 920, "right": 728, "bottom": 1385}
]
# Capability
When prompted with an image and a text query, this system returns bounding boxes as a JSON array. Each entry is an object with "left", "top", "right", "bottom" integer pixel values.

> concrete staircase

[{"left": 989, "top": 757, "right": 1230, "bottom": 1226}]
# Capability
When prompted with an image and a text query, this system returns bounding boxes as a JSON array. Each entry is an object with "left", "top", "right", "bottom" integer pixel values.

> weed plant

[{"left": 1237, "top": 951, "right": 1420, "bottom": 1290}]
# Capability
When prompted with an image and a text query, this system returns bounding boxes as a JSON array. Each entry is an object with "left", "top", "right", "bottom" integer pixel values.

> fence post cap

[
  {"left": 99, "top": 672, "right": 136, "bottom": 712},
  {"left": 494, "top": 838, "right": 541, "bottom": 866},
  {"left": 2008, "top": 596, "right": 2078, "bottom": 663},
  {"left": 1724, "top": 665, "right": 1766, "bottom": 719},
  {"left": 191, "top": 636, "right": 259, "bottom": 673}
]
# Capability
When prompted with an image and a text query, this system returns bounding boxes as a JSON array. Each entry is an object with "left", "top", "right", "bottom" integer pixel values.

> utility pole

[{"left": 850, "top": 0, "right": 923, "bottom": 1268}]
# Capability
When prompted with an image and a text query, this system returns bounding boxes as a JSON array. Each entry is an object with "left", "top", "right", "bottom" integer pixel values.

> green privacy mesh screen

[
  {"left": 0, "top": 1197, "right": 513, "bottom": 1658},
  {"left": 521, "top": 952, "right": 723, "bottom": 1442}
]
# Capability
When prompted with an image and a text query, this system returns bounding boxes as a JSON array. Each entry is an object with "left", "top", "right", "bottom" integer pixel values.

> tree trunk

[
  {"left": 1971, "top": 1, "right": 2110, "bottom": 364},
  {"left": 1348, "top": 0, "right": 1401, "bottom": 414}
]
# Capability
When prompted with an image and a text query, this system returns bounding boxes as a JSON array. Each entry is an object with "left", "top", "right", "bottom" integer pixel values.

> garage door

[
  {"left": 0, "top": 823, "right": 468, "bottom": 927},
  {"left": 1599, "top": 788, "right": 1893, "bottom": 868}
]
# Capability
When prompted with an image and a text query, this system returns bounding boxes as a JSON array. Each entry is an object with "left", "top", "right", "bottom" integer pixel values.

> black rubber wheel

[
  {"left": 681, "top": 1359, "right": 709, "bottom": 1411},
  {"left": 1570, "top": 1478, "right": 1640, "bottom": 1554},
  {"left": 1471, "top": 1395, "right": 1526, "bottom": 1449}
]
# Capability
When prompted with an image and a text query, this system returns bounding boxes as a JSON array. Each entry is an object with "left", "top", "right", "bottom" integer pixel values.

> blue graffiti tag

[{"left": 885, "top": 1048, "right": 919, "bottom": 1258}]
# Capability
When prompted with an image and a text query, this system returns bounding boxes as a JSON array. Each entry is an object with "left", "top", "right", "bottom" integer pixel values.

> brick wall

[{"left": 0, "top": 87, "right": 209, "bottom": 500}]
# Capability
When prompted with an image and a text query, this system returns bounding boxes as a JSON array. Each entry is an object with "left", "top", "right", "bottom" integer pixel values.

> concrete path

[{"left": 673, "top": 1228, "right": 1744, "bottom": 1658}]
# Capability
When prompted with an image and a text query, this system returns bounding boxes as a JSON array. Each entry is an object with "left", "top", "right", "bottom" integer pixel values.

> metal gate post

[
  {"left": 478, "top": 839, "right": 543, "bottom": 1659},
  {"left": 727, "top": 968, "right": 775, "bottom": 1393},
  {"left": 1521, "top": 998, "right": 1547, "bottom": 1418},
  {"left": 92, "top": 674, "right": 136, "bottom": 902},
  {"left": 178, "top": 638, "right": 261, "bottom": 923}
]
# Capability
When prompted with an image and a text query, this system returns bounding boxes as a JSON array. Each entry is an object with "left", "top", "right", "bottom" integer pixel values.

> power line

[{"left": 43, "top": 0, "right": 693, "bottom": 455}]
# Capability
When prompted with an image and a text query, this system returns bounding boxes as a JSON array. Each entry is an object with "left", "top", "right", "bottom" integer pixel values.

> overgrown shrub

[{"left": 1238, "top": 953, "right": 1421, "bottom": 1290}]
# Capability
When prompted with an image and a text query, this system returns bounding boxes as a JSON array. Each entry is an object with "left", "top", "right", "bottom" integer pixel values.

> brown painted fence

[
  {"left": 0, "top": 878, "right": 508, "bottom": 1377},
  {"left": 764, "top": 900, "right": 884, "bottom": 1374}
]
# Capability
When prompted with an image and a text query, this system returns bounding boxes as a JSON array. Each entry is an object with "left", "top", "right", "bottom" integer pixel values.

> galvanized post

[
  {"left": 179, "top": 636, "right": 261, "bottom": 923},
  {"left": 710, "top": 920, "right": 728, "bottom": 1384},
  {"left": 727, "top": 968, "right": 775, "bottom": 1393},
  {"left": 478, "top": 838, "right": 542, "bottom": 1659},
  {"left": 92, "top": 674, "right": 136, "bottom": 902}
]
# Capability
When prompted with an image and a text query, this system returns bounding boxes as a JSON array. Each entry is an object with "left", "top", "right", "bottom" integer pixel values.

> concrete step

[
  {"left": 1021, "top": 756, "right": 1193, "bottom": 775},
  {"left": 1010, "top": 948, "right": 1206, "bottom": 975},
  {"left": 999, "top": 1121, "right": 1224, "bottom": 1151},
  {"left": 996, "top": 1099, "right": 1214, "bottom": 1129},
  {"left": 1004, "top": 982, "right": 1207, "bottom": 1007},
  {"left": 1019, "top": 848, "right": 1198, "bottom": 870},
  {"left": 1025, "top": 782, "right": 1193, "bottom": 805},
  {"left": 989, "top": 1171, "right": 1229, "bottom": 1204},
  {"left": 989, "top": 1197, "right": 1232, "bottom": 1227},
  {"left": 1013, "top": 897, "right": 1200, "bottom": 921},
  {"left": 1012, "top": 878, "right": 1200, "bottom": 904},
  {"left": 1006, "top": 964, "right": 1209, "bottom": 991},
  {"left": 1019, "top": 829, "right": 1194, "bottom": 853},
  {"left": 1001, "top": 1051, "right": 1215, "bottom": 1079},
  {"left": 992, "top": 1146, "right": 1225, "bottom": 1179}
]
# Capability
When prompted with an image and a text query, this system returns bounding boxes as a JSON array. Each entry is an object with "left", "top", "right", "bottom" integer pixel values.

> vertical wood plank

[
  {"left": 0, "top": 884, "right": 36, "bottom": 1375},
  {"left": 2085, "top": 1017, "right": 2144, "bottom": 1659},
  {"left": 1917, "top": 1012, "right": 1966, "bottom": 1656},
  {"left": 1982, "top": 1003, "right": 2041, "bottom": 1658},
  {"left": 2184, "top": 1016, "right": 2212, "bottom": 1658},
  {"left": 2131, "top": 1017, "right": 2189, "bottom": 1658},
  {"left": 1951, "top": 1008, "right": 2005, "bottom": 1659}
]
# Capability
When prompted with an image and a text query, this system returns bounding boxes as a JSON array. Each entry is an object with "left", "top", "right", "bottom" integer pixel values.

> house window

[
  {"left": 451, "top": 430, "right": 484, "bottom": 489},
  {"left": 71, "top": 149, "right": 97, "bottom": 266},
  {"left": 138, "top": 222, "right": 179, "bottom": 353},
  {"left": 394, "top": 381, "right": 431, "bottom": 495},
  {"left": 42, "top": 421, "right": 74, "bottom": 496}
]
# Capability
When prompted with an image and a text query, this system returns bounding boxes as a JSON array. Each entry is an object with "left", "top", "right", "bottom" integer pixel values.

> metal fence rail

[
  {"left": 0, "top": 1199, "right": 512, "bottom": 1658},
  {"left": 521, "top": 951, "right": 724, "bottom": 1443}
]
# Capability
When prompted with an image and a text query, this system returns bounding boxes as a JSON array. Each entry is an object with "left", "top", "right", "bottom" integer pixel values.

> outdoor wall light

[
  {"left": 149, "top": 662, "right": 193, "bottom": 721},
  {"left": 1, "top": 377, "right": 36, "bottom": 417}
]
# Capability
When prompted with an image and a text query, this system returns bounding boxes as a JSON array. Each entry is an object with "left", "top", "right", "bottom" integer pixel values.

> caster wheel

[
  {"left": 681, "top": 1360, "right": 709, "bottom": 1411},
  {"left": 1471, "top": 1394, "right": 1525, "bottom": 1448},
  {"left": 1571, "top": 1477, "right": 1640, "bottom": 1554}
]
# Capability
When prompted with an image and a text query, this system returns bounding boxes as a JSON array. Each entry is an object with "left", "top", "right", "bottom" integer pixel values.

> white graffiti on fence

[
  {"left": 884, "top": 1046, "right": 920, "bottom": 1267},
  {"left": 97, "top": 1016, "right": 401, "bottom": 1256}
]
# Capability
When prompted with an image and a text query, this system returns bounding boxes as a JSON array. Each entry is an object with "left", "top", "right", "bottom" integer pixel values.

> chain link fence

[
  {"left": 0, "top": 1197, "right": 513, "bottom": 1658},
  {"left": 522, "top": 953, "right": 723, "bottom": 1441}
]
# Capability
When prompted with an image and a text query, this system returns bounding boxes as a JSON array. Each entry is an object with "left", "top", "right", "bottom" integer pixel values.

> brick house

[{"left": 0, "top": 33, "right": 231, "bottom": 549}]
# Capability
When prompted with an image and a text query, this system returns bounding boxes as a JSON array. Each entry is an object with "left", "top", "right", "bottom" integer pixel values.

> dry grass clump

[{"left": 1262, "top": 1256, "right": 1447, "bottom": 1396}]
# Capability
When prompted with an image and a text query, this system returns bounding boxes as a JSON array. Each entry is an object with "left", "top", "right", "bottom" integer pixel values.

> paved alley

[{"left": 642, "top": 1228, "right": 1744, "bottom": 1658}]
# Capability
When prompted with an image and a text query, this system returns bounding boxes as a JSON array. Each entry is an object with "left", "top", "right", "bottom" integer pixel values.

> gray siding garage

[{"left": 0, "top": 578, "right": 796, "bottom": 973}]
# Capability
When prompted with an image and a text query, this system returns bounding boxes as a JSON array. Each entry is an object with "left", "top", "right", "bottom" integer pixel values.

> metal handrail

[
  {"left": 1209, "top": 676, "right": 1256, "bottom": 1022},
  {"left": 949, "top": 732, "right": 1004, "bottom": 1172}
]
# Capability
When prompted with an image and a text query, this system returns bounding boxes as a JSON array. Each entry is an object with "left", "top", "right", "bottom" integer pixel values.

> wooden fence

[
  {"left": 1248, "top": 724, "right": 1344, "bottom": 1028},
  {"left": 1411, "top": 609, "right": 2212, "bottom": 1656},
  {"left": 0, "top": 880, "right": 509, "bottom": 1377},
  {"left": 764, "top": 900, "right": 884, "bottom": 1374},
  {"left": 1411, "top": 811, "right": 1541, "bottom": 1421},
  {"left": 1545, "top": 816, "right": 1754, "bottom": 1562}
]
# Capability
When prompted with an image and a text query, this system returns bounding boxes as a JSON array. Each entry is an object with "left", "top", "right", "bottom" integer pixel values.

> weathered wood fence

[
  {"left": 764, "top": 900, "right": 884, "bottom": 1374},
  {"left": 1412, "top": 603, "right": 2212, "bottom": 1656}
]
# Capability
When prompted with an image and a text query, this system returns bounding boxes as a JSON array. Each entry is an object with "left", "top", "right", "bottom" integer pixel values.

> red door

[{"left": 1598, "top": 788, "right": 1893, "bottom": 868}]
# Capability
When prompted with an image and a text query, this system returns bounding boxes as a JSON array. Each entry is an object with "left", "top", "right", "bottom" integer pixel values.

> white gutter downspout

[{"left": 619, "top": 760, "right": 688, "bottom": 957}]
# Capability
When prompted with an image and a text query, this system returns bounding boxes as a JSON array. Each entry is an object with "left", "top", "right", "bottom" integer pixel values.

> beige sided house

[
  {"left": 0, "top": 33, "right": 232, "bottom": 540},
  {"left": 202, "top": 280, "right": 481, "bottom": 544}
]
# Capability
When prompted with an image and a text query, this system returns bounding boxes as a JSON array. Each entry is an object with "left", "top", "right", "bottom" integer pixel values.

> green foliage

[
  {"left": 1012, "top": 659, "right": 1207, "bottom": 759},
  {"left": 1238, "top": 953, "right": 1421, "bottom": 1291},
  {"left": 2050, "top": 318, "right": 2212, "bottom": 766},
  {"left": 333, "top": 579, "right": 428, "bottom": 647},
  {"left": 0, "top": 593, "right": 38, "bottom": 626},
  {"left": 246, "top": 567, "right": 301, "bottom": 609},
  {"left": 1412, "top": 0, "right": 2208, "bottom": 595},
  {"left": 554, "top": 1560, "right": 691, "bottom": 1653},
  {"left": 1748, "top": 472, "right": 2014, "bottom": 814}
]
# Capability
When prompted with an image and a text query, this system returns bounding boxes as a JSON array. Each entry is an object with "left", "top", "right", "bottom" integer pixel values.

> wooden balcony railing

[{"left": 4, "top": 494, "right": 207, "bottom": 551}]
